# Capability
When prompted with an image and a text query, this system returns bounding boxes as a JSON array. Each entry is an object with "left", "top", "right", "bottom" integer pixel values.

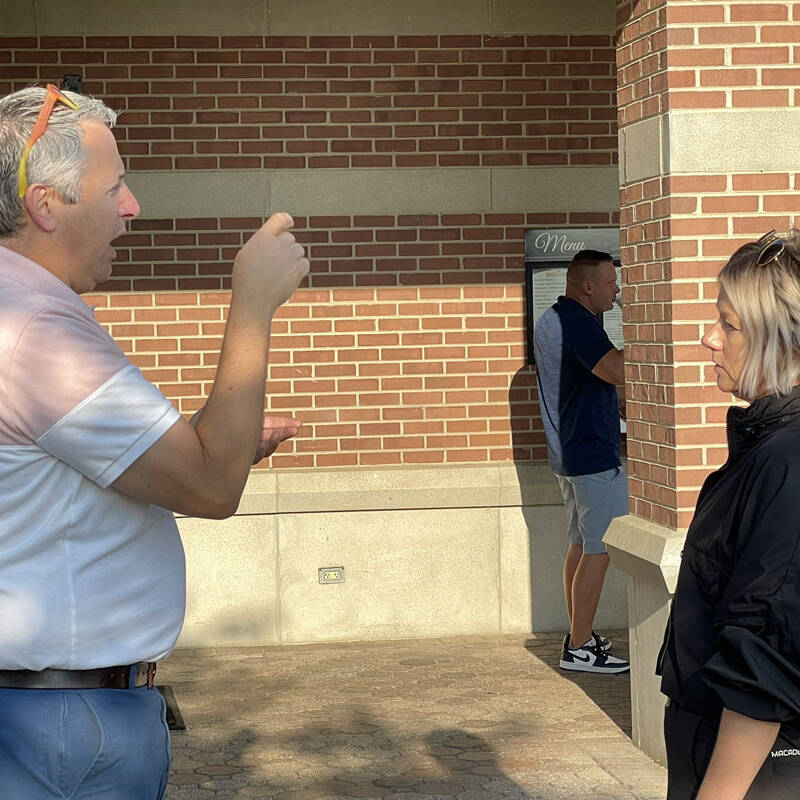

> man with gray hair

[
  {"left": 0, "top": 84, "right": 309, "bottom": 798},
  {"left": 534, "top": 249, "right": 630, "bottom": 675}
]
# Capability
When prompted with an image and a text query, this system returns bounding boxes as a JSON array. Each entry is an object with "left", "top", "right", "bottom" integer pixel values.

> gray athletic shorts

[{"left": 556, "top": 466, "right": 628, "bottom": 555}]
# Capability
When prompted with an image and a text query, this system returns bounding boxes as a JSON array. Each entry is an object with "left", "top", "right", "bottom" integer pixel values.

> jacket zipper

[{"left": 656, "top": 597, "right": 676, "bottom": 676}]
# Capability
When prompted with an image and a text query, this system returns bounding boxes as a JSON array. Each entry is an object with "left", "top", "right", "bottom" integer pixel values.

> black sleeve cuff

[{"left": 702, "top": 626, "right": 800, "bottom": 723}]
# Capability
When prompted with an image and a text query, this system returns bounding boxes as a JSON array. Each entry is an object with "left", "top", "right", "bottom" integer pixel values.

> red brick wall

[
  {"left": 1, "top": 34, "right": 617, "bottom": 169},
  {"left": 3, "top": 33, "right": 619, "bottom": 468},
  {"left": 617, "top": 0, "right": 673, "bottom": 527},
  {"left": 667, "top": 1, "right": 800, "bottom": 110},
  {"left": 618, "top": 0, "right": 800, "bottom": 530},
  {"left": 665, "top": 1, "right": 800, "bottom": 528},
  {"left": 83, "top": 210, "right": 616, "bottom": 467}
]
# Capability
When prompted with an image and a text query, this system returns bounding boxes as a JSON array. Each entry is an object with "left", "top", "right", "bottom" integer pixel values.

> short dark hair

[
  {"left": 569, "top": 249, "right": 613, "bottom": 268},
  {"left": 566, "top": 249, "right": 614, "bottom": 284}
]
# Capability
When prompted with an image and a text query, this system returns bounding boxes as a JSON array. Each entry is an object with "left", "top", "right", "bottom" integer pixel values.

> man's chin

[{"left": 94, "top": 263, "right": 113, "bottom": 289}]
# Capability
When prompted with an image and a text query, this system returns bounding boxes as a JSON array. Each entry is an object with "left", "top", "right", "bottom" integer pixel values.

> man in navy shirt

[{"left": 533, "top": 249, "right": 630, "bottom": 674}]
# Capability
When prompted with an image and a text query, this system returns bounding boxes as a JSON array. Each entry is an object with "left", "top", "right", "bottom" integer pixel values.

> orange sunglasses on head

[{"left": 17, "top": 83, "right": 80, "bottom": 199}]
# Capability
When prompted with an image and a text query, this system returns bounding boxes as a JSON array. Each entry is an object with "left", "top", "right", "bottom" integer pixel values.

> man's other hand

[{"left": 252, "top": 416, "right": 302, "bottom": 464}]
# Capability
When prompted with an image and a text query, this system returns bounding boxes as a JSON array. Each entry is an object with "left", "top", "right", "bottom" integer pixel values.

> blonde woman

[{"left": 659, "top": 230, "right": 800, "bottom": 799}]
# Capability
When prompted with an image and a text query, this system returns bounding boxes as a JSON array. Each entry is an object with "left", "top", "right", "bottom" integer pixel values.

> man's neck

[
  {"left": 0, "top": 234, "right": 75, "bottom": 292},
  {"left": 563, "top": 287, "right": 595, "bottom": 314}
]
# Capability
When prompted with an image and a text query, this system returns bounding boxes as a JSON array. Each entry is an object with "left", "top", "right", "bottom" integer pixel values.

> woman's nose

[{"left": 702, "top": 322, "right": 722, "bottom": 349}]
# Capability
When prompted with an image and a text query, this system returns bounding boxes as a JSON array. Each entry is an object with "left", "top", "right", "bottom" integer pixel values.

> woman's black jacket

[{"left": 658, "top": 386, "right": 800, "bottom": 734}]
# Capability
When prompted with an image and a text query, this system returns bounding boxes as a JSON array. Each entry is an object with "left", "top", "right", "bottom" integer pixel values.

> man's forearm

[
  {"left": 192, "top": 296, "right": 272, "bottom": 502},
  {"left": 696, "top": 708, "right": 779, "bottom": 800},
  {"left": 108, "top": 212, "right": 307, "bottom": 519}
]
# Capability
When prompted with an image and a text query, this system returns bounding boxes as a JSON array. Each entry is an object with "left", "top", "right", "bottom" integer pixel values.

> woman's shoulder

[
  {"left": 760, "top": 417, "right": 800, "bottom": 454},
  {"left": 749, "top": 420, "right": 800, "bottom": 486}
]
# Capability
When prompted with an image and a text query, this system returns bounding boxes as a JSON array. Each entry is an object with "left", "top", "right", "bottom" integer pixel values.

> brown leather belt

[{"left": 0, "top": 662, "right": 157, "bottom": 690}]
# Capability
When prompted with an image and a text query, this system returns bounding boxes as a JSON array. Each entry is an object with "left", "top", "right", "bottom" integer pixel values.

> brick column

[
  {"left": 616, "top": 0, "right": 674, "bottom": 528},
  {"left": 619, "top": 0, "right": 800, "bottom": 531},
  {"left": 612, "top": 0, "right": 800, "bottom": 762}
]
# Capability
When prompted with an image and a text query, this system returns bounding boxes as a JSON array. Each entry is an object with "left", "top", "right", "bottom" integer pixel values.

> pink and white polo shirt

[{"left": 0, "top": 246, "right": 186, "bottom": 670}]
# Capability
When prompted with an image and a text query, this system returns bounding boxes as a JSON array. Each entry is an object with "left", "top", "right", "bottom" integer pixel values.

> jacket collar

[{"left": 727, "top": 384, "right": 800, "bottom": 456}]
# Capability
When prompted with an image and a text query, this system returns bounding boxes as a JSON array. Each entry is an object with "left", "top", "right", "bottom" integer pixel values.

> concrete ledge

[
  {"left": 605, "top": 514, "right": 685, "bottom": 764},
  {"left": 176, "top": 503, "right": 537, "bottom": 646},
  {"left": 604, "top": 514, "right": 683, "bottom": 594},
  {"left": 234, "top": 462, "right": 561, "bottom": 514}
]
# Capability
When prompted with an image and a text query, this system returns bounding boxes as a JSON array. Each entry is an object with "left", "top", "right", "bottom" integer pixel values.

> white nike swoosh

[{"left": 571, "top": 652, "right": 591, "bottom": 662}]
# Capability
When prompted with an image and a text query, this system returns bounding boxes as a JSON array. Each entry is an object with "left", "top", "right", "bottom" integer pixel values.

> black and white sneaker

[
  {"left": 559, "top": 639, "right": 630, "bottom": 674},
  {"left": 562, "top": 630, "right": 612, "bottom": 653}
]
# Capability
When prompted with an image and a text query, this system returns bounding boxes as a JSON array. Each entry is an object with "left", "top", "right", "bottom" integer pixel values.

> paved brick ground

[{"left": 160, "top": 632, "right": 666, "bottom": 799}]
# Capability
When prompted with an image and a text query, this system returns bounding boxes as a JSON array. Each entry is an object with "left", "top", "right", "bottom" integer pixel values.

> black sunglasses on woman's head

[{"left": 755, "top": 229, "right": 785, "bottom": 268}]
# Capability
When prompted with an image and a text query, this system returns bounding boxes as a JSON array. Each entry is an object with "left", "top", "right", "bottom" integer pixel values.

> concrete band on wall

[
  {"left": 128, "top": 166, "right": 621, "bottom": 219},
  {"left": 620, "top": 109, "right": 800, "bottom": 185},
  {"left": 6, "top": 0, "right": 617, "bottom": 37}
]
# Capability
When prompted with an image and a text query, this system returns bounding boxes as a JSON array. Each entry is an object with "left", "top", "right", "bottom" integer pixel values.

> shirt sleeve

[
  {"left": 701, "top": 452, "right": 800, "bottom": 722},
  {"left": 562, "top": 310, "right": 615, "bottom": 372},
  {"left": 9, "top": 307, "right": 180, "bottom": 488}
]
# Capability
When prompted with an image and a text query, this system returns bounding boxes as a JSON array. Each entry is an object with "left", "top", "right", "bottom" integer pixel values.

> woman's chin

[{"left": 715, "top": 377, "right": 735, "bottom": 395}]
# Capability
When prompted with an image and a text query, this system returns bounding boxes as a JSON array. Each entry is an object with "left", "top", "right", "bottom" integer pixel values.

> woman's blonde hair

[{"left": 718, "top": 229, "right": 800, "bottom": 401}]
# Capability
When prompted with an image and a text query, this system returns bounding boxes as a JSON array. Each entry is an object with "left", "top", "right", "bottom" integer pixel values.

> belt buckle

[{"left": 147, "top": 662, "right": 156, "bottom": 689}]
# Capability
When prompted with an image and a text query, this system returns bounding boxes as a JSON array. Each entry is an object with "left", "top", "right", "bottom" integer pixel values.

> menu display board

[{"left": 524, "top": 228, "right": 623, "bottom": 363}]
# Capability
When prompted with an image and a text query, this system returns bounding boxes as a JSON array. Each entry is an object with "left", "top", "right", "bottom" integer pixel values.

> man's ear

[{"left": 22, "top": 184, "right": 58, "bottom": 233}]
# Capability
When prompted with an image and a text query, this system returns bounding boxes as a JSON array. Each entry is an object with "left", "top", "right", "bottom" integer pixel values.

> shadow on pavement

[
  {"left": 161, "top": 637, "right": 665, "bottom": 799},
  {"left": 524, "top": 632, "right": 633, "bottom": 739},
  {"left": 168, "top": 712, "right": 536, "bottom": 798}
]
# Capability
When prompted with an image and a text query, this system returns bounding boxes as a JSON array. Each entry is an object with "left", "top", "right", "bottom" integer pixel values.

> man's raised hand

[{"left": 233, "top": 212, "right": 310, "bottom": 316}]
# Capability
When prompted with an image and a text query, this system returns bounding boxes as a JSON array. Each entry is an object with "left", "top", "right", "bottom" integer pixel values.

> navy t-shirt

[{"left": 533, "top": 296, "right": 621, "bottom": 476}]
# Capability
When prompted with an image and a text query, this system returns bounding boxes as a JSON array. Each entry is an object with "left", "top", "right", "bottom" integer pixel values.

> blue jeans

[{"left": 0, "top": 685, "right": 170, "bottom": 799}]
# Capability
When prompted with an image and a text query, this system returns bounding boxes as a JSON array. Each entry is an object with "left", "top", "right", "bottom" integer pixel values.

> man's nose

[{"left": 119, "top": 184, "right": 140, "bottom": 219}]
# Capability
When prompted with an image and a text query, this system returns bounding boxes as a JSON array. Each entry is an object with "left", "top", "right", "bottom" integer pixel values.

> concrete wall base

[
  {"left": 175, "top": 462, "right": 628, "bottom": 648},
  {"left": 605, "top": 514, "right": 685, "bottom": 764}
]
